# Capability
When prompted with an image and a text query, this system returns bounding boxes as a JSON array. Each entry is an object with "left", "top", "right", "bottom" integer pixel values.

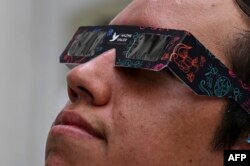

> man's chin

[
  {"left": 45, "top": 134, "right": 72, "bottom": 166},
  {"left": 45, "top": 131, "right": 106, "bottom": 166},
  {"left": 45, "top": 152, "right": 70, "bottom": 166}
]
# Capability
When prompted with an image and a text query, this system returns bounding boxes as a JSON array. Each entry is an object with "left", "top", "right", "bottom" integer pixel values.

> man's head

[{"left": 45, "top": 0, "right": 250, "bottom": 166}]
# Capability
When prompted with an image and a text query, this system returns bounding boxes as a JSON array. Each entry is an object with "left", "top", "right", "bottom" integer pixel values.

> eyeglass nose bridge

[{"left": 236, "top": 0, "right": 250, "bottom": 17}]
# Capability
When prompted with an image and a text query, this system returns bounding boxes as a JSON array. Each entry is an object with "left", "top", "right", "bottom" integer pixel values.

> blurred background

[{"left": 0, "top": 0, "right": 131, "bottom": 165}]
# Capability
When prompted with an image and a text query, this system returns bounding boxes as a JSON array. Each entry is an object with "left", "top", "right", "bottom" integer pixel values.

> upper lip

[{"left": 53, "top": 111, "right": 105, "bottom": 140}]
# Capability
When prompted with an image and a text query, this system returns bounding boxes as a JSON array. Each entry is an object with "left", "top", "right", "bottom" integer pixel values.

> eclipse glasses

[{"left": 60, "top": 25, "right": 250, "bottom": 114}]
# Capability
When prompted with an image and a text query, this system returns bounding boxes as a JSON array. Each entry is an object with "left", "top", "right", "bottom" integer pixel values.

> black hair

[{"left": 212, "top": 30, "right": 250, "bottom": 150}]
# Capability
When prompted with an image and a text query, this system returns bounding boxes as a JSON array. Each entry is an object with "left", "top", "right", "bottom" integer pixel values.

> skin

[{"left": 45, "top": 0, "right": 250, "bottom": 166}]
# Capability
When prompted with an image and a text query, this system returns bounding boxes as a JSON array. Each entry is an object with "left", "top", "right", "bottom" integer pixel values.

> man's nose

[{"left": 66, "top": 49, "right": 116, "bottom": 106}]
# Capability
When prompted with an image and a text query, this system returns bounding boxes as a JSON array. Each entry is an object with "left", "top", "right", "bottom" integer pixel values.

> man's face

[{"left": 45, "top": 0, "right": 248, "bottom": 166}]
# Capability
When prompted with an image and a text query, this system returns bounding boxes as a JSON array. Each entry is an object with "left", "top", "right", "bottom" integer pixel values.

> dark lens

[
  {"left": 68, "top": 31, "right": 106, "bottom": 57},
  {"left": 126, "top": 33, "right": 171, "bottom": 62},
  {"left": 236, "top": 0, "right": 250, "bottom": 17}
]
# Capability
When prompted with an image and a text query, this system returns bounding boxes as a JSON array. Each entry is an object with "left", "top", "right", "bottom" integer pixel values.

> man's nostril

[
  {"left": 77, "top": 86, "right": 94, "bottom": 100},
  {"left": 68, "top": 86, "right": 78, "bottom": 103}
]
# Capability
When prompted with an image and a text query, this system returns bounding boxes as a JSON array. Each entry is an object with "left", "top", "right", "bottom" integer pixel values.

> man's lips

[{"left": 51, "top": 111, "right": 105, "bottom": 140}]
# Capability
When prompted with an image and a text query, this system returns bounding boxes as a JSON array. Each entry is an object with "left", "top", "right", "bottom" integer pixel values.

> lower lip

[{"left": 50, "top": 125, "right": 96, "bottom": 140}]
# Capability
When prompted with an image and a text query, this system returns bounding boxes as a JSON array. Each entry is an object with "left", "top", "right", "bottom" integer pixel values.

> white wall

[{"left": 0, "top": 0, "right": 131, "bottom": 165}]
